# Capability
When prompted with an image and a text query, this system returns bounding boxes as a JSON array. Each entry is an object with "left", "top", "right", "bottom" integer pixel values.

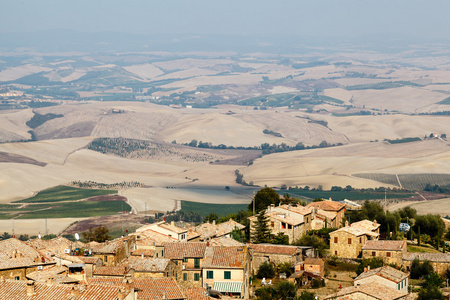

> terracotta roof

[
  {"left": 323, "top": 282, "right": 407, "bottom": 300},
  {"left": 182, "top": 287, "right": 212, "bottom": 300},
  {"left": 135, "top": 230, "right": 178, "bottom": 246},
  {"left": 131, "top": 248, "right": 155, "bottom": 257},
  {"left": 0, "top": 280, "right": 74, "bottom": 299},
  {"left": 92, "top": 238, "right": 126, "bottom": 254},
  {"left": 355, "top": 266, "right": 408, "bottom": 283},
  {"left": 248, "top": 244, "right": 301, "bottom": 255},
  {"left": 93, "top": 266, "right": 129, "bottom": 276},
  {"left": 402, "top": 252, "right": 450, "bottom": 262},
  {"left": 278, "top": 204, "right": 312, "bottom": 216},
  {"left": 362, "top": 240, "right": 406, "bottom": 251},
  {"left": 77, "top": 284, "right": 130, "bottom": 300},
  {"left": 352, "top": 220, "right": 381, "bottom": 231},
  {"left": 28, "top": 237, "right": 86, "bottom": 256},
  {"left": 26, "top": 265, "right": 67, "bottom": 281},
  {"left": 305, "top": 200, "right": 346, "bottom": 212},
  {"left": 208, "top": 237, "right": 244, "bottom": 247},
  {"left": 304, "top": 258, "right": 324, "bottom": 266},
  {"left": 0, "top": 238, "right": 52, "bottom": 270},
  {"left": 193, "top": 220, "right": 245, "bottom": 240},
  {"left": 135, "top": 277, "right": 185, "bottom": 300},
  {"left": 77, "top": 256, "right": 101, "bottom": 264},
  {"left": 330, "top": 226, "right": 379, "bottom": 238},
  {"left": 163, "top": 242, "right": 207, "bottom": 259},
  {"left": 86, "top": 277, "right": 186, "bottom": 300},
  {"left": 203, "top": 246, "right": 248, "bottom": 269},
  {"left": 123, "top": 256, "right": 169, "bottom": 272}
]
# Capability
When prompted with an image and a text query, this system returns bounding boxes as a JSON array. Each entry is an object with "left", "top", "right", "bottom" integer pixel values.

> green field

[
  {"left": 353, "top": 173, "right": 399, "bottom": 187},
  {"left": 16, "top": 200, "right": 131, "bottom": 219},
  {"left": 281, "top": 189, "right": 414, "bottom": 201},
  {"left": 17, "top": 185, "right": 117, "bottom": 203},
  {"left": 438, "top": 96, "right": 450, "bottom": 105},
  {"left": 180, "top": 200, "right": 249, "bottom": 217},
  {"left": 385, "top": 137, "right": 421, "bottom": 144},
  {"left": 353, "top": 173, "right": 450, "bottom": 191}
]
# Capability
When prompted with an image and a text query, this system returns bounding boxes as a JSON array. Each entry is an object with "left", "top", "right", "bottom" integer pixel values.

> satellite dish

[
  {"left": 75, "top": 233, "right": 80, "bottom": 241},
  {"left": 38, "top": 234, "right": 41, "bottom": 239}
]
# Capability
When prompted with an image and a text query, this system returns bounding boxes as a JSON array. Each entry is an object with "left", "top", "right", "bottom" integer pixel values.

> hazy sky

[{"left": 2, "top": 0, "right": 450, "bottom": 40}]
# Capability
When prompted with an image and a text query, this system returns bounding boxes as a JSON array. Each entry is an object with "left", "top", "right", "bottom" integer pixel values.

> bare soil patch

[
  {"left": 62, "top": 214, "right": 145, "bottom": 234},
  {"left": 0, "top": 151, "right": 46, "bottom": 167}
]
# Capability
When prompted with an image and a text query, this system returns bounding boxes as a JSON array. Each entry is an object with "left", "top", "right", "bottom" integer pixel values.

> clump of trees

[{"left": 82, "top": 226, "right": 111, "bottom": 243}]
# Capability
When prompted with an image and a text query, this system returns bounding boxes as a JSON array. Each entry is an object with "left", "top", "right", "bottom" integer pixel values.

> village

[{"left": 0, "top": 194, "right": 449, "bottom": 300}]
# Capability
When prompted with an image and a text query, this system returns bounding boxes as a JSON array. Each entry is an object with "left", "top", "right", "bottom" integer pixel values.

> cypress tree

[
  {"left": 417, "top": 226, "right": 421, "bottom": 246},
  {"left": 252, "top": 211, "right": 271, "bottom": 244}
]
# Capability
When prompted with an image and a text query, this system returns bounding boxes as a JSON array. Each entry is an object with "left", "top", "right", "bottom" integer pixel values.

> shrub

[{"left": 256, "top": 262, "right": 275, "bottom": 279}]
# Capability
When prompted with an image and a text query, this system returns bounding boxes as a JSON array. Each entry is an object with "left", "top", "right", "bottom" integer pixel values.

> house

[
  {"left": 163, "top": 242, "right": 207, "bottom": 287},
  {"left": 402, "top": 252, "right": 450, "bottom": 276},
  {"left": 310, "top": 209, "right": 338, "bottom": 230},
  {"left": 91, "top": 236, "right": 135, "bottom": 266},
  {"left": 323, "top": 282, "right": 407, "bottom": 300},
  {"left": 329, "top": 220, "right": 380, "bottom": 259},
  {"left": 305, "top": 199, "right": 346, "bottom": 228},
  {"left": 133, "top": 229, "right": 178, "bottom": 258},
  {"left": 354, "top": 265, "right": 409, "bottom": 293},
  {"left": 26, "top": 265, "right": 78, "bottom": 284},
  {"left": 28, "top": 236, "right": 86, "bottom": 258},
  {"left": 302, "top": 258, "right": 325, "bottom": 278},
  {"left": 340, "top": 199, "right": 362, "bottom": 210},
  {"left": 202, "top": 246, "right": 250, "bottom": 298},
  {"left": 136, "top": 221, "right": 188, "bottom": 242},
  {"left": 0, "top": 238, "right": 54, "bottom": 280},
  {"left": 0, "top": 279, "right": 135, "bottom": 300},
  {"left": 248, "top": 204, "right": 312, "bottom": 244},
  {"left": 292, "top": 258, "right": 325, "bottom": 287},
  {"left": 122, "top": 256, "right": 175, "bottom": 278},
  {"left": 248, "top": 243, "right": 305, "bottom": 274},
  {"left": 362, "top": 240, "right": 406, "bottom": 266}
]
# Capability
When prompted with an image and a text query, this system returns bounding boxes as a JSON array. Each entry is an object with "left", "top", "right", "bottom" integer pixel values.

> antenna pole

[{"left": 384, "top": 188, "right": 387, "bottom": 214}]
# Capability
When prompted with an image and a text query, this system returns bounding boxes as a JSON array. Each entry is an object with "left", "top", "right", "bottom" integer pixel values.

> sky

[{"left": 1, "top": 0, "right": 450, "bottom": 41}]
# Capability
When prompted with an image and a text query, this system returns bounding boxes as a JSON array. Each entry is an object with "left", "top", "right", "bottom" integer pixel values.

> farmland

[
  {"left": 353, "top": 173, "right": 450, "bottom": 191},
  {"left": 180, "top": 200, "right": 248, "bottom": 217},
  {"left": 17, "top": 185, "right": 117, "bottom": 203},
  {"left": 281, "top": 189, "right": 414, "bottom": 201}
]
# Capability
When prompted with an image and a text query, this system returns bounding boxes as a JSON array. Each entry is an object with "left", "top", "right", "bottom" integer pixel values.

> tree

[
  {"left": 418, "top": 286, "right": 445, "bottom": 300},
  {"left": 277, "top": 262, "right": 293, "bottom": 277},
  {"left": 422, "top": 272, "right": 444, "bottom": 289},
  {"left": 272, "top": 232, "right": 289, "bottom": 245},
  {"left": 411, "top": 259, "right": 433, "bottom": 279},
  {"left": 294, "top": 234, "right": 328, "bottom": 257},
  {"left": 18, "top": 234, "right": 29, "bottom": 241},
  {"left": 248, "top": 187, "right": 281, "bottom": 213},
  {"left": 204, "top": 213, "right": 218, "bottom": 223},
  {"left": 255, "top": 287, "right": 276, "bottom": 300},
  {"left": 188, "top": 139, "right": 198, "bottom": 147},
  {"left": 418, "top": 226, "right": 421, "bottom": 246},
  {"left": 356, "top": 258, "right": 384, "bottom": 276},
  {"left": 82, "top": 226, "right": 111, "bottom": 243},
  {"left": 251, "top": 211, "right": 271, "bottom": 243},
  {"left": 230, "top": 227, "right": 246, "bottom": 243},
  {"left": 256, "top": 262, "right": 275, "bottom": 279},
  {"left": 298, "top": 290, "right": 316, "bottom": 300},
  {"left": 275, "top": 281, "right": 296, "bottom": 300}
]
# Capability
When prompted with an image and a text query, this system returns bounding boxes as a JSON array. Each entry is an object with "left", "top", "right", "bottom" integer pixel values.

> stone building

[
  {"left": 122, "top": 256, "right": 176, "bottom": 278},
  {"left": 163, "top": 242, "right": 207, "bottom": 287},
  {"left": 248, "top": 243, "right": 304, "bottom": 275},
  {"left": 91, "top": 236, "right": 135, "bottom": 266},
  {"left": 402, "top": 252, "right": 450, "bottom": 276},
  {"left": 354, "top": 265, "right": 409, "bottom": 294},
  {"left": 248, "top": 204, "right": 312, "bottom": 244},
  {"left": 362, "top": 240, "right": 406, "bottom": 266},
  {"left": 305, "top": 199, "right": 346, "bottom": 228},
  {"left": 202, "top": 246, "right": 250, "bottom": 298},
  {"left": 136, "top": 221, "right": 188, "bottom": 242},
  {"left": 329, "top": 220, "right": 380, "bottom": 259},
  {"left": 188, "top": 219, "right": 246, "bottom": 242}
]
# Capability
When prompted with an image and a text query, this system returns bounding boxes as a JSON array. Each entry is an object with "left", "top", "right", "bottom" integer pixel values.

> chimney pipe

[
  {"left": 170, "top": 221, "right": 175, "bottom": 227},
  {"left": 26, "top": 280, "right": 35, "bottom": 297}
]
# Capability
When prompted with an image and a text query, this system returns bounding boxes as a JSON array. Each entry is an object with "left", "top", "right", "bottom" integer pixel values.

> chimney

[
  {"left": 70, "top": 287, "right": 80, "bottom": 298},
  {"left": 117, "top": 288, "right": 127, "bottom": 300},
  {"left": 364, "top": 267, "right": 367, "bottom": 272},
  {"left": 26, "top": 280, "right": 35, "bottom": 297},
  {"left": 170, "top": 221, "right": 175, "bottom": 227},
  {"left": 141, "top": 253, "right": 144, "bottom": 259},
  {"left": 373, "top": 219, "right": 377, "bottom": 226},
  {"left": 79, "top": 284, "right": 86, "bottom": 293},
  {"left": 212, "top": 220, "right": 216, "bottom": 226},
  {"left": 345, "top": 220, "right": 349, "bottom": 227},
  {"left": 46, "top": 277, "right": 54, "bottom": 286},
  {"left": 367, "top": 265, "right": 370, "bottom": 271}
]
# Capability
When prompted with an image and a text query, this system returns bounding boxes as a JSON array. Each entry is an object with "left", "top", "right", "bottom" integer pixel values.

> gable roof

[
  {"left": 0, "top": 238, "right": 52, "bottom": 270},
  {"left": 305, "top": 200, "right": 346, "bottom": 212},
  {"left": 0, "top": 280, "right": 74, "bottom": 300},
  {"left": 163, "top": 242, "right": 207, "bottom": 259},
  {"left": 91, "top": 238, "right": 127, "bottom": 254},
  {"left": 192, "top": 219, "right": 245, "bottom": 241},
  {"left": 122, "top": 257, "right": 169, "bottom": 272},
  {"left": 93, "top": 266, "right": 129, "bottom": 277},
  {"left": 362, "top": 240, "right": 406, "bottom": 251},
  {"left": 203, "top": 246, "right": 248, "bottom": 269},
  {"left": 248, "top": 244, "right": 301, "bottom": 255},
  {"left": 355, "top": 266, "right": 408, "bottom": 283},
  {"left": 402, "top": 252, "right": 450, "bottom": 262},
  {"left": 182, "top": 287, "right": 213, "bottom": 300},
  {"left": 323, "top": 282, "right": 407, "bottom": 300}
]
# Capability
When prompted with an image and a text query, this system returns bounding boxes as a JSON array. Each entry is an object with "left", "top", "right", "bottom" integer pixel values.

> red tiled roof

[
  {"left": 134, "top": 278, "right": 185, "bottom": 300},
  {"left": 182, "top": 287, "right": 212, "bottom": 300},
  {"left": 203, "top": 246, "right": 248, "bottom": 269},
  {"left": 131, "top": 249, "right": 155, "bottom": 257},
  {"left": 248, "top": 244, "right": 301, "bottom": 255},
  {"left": 305, "top": 200, "right": 346, "bottom": 212},
  {"left": 163, "top": 242, "right": 207, "bottom": 259},
  {"left": 324, "top": 282, "right": 407, "bottom": 300},
  {"left": 122, "top": 256, "right": 169, "bottom": 272},
  {"left": 93, "top": 266, "right": 129, "bottom": 276},
  {"left": 362, "top": 240, "right": 406, "bottom": 251},
  {"left": 0, "top": 280, "right": 74, "bottom": 299},
  {"left": 0, "top": 238, "right": 53, "bottom": 270},
  {"left": 355, "top": 266, "right": 408, "bottom": 283}
]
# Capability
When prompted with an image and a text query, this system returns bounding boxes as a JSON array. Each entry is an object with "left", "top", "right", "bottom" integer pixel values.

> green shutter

[
  {"left": 194, "top": 273, "right": 200, "bottom": 281},
  {"left": 194, "top": 258, "right": 200, "bottom": 268},
  {"left": 224, "top": 271, "right": 231, "bottom": 280},
  {"left": 183, "top": 273, "right": 187, "bottom": 281}
]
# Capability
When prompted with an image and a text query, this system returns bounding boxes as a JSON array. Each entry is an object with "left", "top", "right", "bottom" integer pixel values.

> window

[
  {"left": 175, "top": 261, "right": 178, "bottom": 265},
  {"left": 306, "top": 217, "right": 309, "bottom": 223},
  {"left": 224, "top": 271, "right": 231, "bottom": 280},
  {"left": 359, "top": 237, "right": 362, "bottom": 243},
  {"left": 194, "top": 273, "right": 200, "bottom": 281},
  {"left": 104, "top": 255, "right": 108, "bottom": 263},
  {"left": 271, "top": 222, "right": 274, "bottom": 227},
  {"left": 372, "top": 251, "right": 376, "bottom": 257},
  {"left": 348, "top": 238, "right": 352, "bottom": 244},
  {"left": 287, "top": 224, "right": 292, "bottom": 229},
  {"left": 207, "top": 271, "right": 214, "bottom": 279},
  {"left": 14, "top": 276, "right": 20, "bottom": 280},
  {"left": 334, "top": 251, "right": 338, "bottom": 255},
  {"left": 194, "top": 258, "right": 200, "bottom": 268},
  {"left": 161, "top": 250, "right": 164, "bottom": 257},
  {"left": 334, "top": 237, "right": 338, "bottom": 243},
  {"left": 281, "top": 222, "right": 286, "bottom": 229},
  {"left": 183, "top": 273, "right": 187, "bottom": 281},
  {"left": 386, "top": 252, "right": 391, "bottom": 257},
  {"left": 398, "top": 283, "right": 400, "bottom": 290},
  {"left": 183, "top": 258, "right": 188, "bottom": 263}
]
